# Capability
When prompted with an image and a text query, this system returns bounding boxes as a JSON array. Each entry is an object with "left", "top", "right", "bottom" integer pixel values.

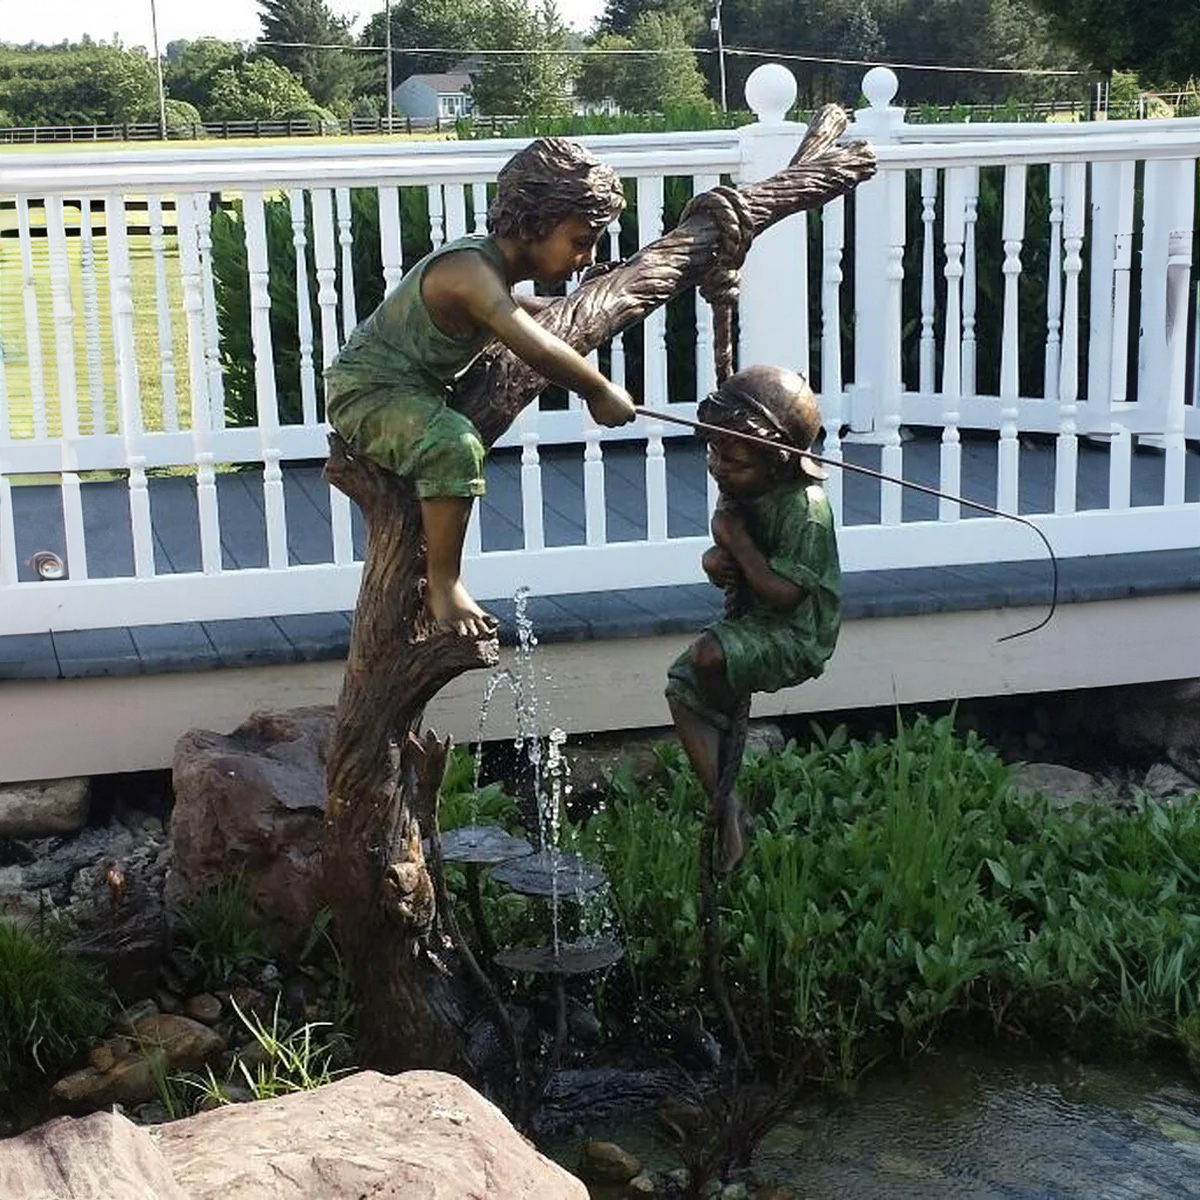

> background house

[{"left": 391, "top": 73, "right": 474, "bottom": 123}]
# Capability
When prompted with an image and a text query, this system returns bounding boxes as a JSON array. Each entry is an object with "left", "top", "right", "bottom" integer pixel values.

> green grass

[{"left": 0, "top": 198, "right": 193, "bottom": 439}]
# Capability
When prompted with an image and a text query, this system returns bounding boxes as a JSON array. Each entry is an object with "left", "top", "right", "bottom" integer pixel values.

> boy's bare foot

[{"left": 427, "top": 579, "right": 498, "bottom": 638}]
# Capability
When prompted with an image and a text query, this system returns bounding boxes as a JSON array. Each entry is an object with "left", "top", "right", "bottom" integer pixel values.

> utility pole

[
  {"left": 149, "top": 0, "right": 168, "bottom": 139},
  {"left": 384, "top": 0, "right": 394, "bottom": 133},
  {"left": 711, "top": 0, "right": 727, "bottom": 112}
]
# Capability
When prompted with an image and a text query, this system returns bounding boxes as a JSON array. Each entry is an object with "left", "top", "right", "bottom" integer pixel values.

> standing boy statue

[
  {"left": 666, "top": 365, "right": 842, "bottom": 873},
  {"left": 324, "top": 137, "right": 636, "bottom": 637}
]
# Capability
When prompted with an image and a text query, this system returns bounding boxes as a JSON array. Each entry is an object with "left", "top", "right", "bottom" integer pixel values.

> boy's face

[
  {"left": 706, "top": 435, "right": 778, "bottom": 501},
  {"left": 527, "top": 216, "right": 601, "bottom": 284}
]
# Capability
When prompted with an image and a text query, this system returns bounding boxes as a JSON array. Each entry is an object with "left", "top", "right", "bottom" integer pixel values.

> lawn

[{"left": 0, "top": 196, "right": 194, "bottom": 440}]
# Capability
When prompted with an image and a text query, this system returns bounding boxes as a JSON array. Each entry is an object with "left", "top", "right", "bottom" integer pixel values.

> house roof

[{"left": 397, "top": 73, "right": 473, "bottom": 94}]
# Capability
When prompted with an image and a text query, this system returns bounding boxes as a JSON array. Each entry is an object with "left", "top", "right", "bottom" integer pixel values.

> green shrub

[
  {"left": 568, "top": 715, "right": 1200, "bottom": 1079},
  {"left": 0, "top": 919, "right": 110, "bottom": 1089},
  {"left": 173, "top": 872, "right": 264, "bottom": 988}
]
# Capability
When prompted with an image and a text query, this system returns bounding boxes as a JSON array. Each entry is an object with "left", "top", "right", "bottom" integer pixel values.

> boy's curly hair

[{"left": 487, "top": 137, "right": 625, "bottom": 242}]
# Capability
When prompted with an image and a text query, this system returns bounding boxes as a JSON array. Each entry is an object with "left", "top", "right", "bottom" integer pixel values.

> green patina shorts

[
  {"left": 327, "top": 385, "right": 486, "bottom": 500},
  {"left": 666, "top": 609, "right": 823, "bottom": 735}
]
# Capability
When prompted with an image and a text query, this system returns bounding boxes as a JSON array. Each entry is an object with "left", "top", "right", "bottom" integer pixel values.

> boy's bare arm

[
  {"left": 514, "top": 293, "right": 553, "bottom": 315},
  {"left": 712, "top": 510, "right": 802, "bottom": 610},
  {"left": 433, "top": 252, "right": 633, "bottom": 422}
]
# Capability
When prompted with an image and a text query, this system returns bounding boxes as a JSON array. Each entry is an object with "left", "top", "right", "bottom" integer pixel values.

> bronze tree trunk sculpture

[{"left": 322, "top": 105, "right": 875, "bottom": 1075}]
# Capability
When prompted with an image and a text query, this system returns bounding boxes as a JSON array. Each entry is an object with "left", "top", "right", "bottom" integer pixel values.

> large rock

[
  {"left": 0, "top": 777, "right": 89, "bottom": 838},
  {"left": 52, "top": 1013, "right": 225, "bottom": 1110},
  {"left": 151, "top": 1069, "right": 588, "bottom": 1199},
  {"left": 168, "top": 708, "right": 333, "bottom": 949},
  {"left": 1011, "top": 763, "right": 1098, "bottom": 809},
  {"left": 0, "top": 1110, "right": 188, "bottom": 1200}
]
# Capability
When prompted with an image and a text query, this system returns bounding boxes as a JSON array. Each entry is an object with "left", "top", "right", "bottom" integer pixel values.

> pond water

[{"left": 550, "top": 1046, "right": 1200, "bottom": 1198}]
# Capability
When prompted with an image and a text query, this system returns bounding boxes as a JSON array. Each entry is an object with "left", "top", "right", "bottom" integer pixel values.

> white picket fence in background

[{"left": 1, "top": 64, "right": 1198, "bottom": 637}]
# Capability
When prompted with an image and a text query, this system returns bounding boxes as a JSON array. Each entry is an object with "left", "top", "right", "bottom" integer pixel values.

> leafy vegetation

[
  {"left": 447, "top": 716, "right": 1200, "bottom": 1083},
  {"left": 0, "top": 919, "right": 110, "bottom": 1098},
  {"left": 173, "top": 872, "right": 265, "bottom": 989}
]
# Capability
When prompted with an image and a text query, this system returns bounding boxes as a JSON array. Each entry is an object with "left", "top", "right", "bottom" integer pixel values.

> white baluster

[
  {"left": 961, "top": 166, "right": 979, "bottom": 396},
  {"left": 0, "top": 298, "right": 8, "bottom": 440},
  {"left": 443, "top": 183, "right": 468, "bottom": 240},
  {"left": 879, "top": 169, "right": 906, "bottom": 525},
  {"left": 606, "top": 217, "right": 626, "bottom": 390},
  {"left": 465, "top": 501, "right": 482, "bottom": 558},
  {"left": 1107, "top": 162, "right": 1136, "bottom": 404},
  {"left": 243, "top": 190, "right": 289, "bottom": 571},
  {"left": 583, "top": 413, "right": 607, "bottom": 546},
  {"left": 519, "top": 406, "right": 545, "bottom": 550},
  {"left": 998, "top": 164, "right": 1026, "bottom": 513},
  {"left": 1164, "top": 226, "right": 1193, "bottom": 505},
  {"left": 335, "top": 187, "right": 358, "bottom": 340},
  {"left": 471, "top": 182, "right": 489, "bottom": 234},
  {"left": 1108, "top": 421, "right": 1132, "bottom": 510},
  {"left": 176, "top": 193, "right": 222, "bottom": 574},
  {"left": 692, "top": 174, "right": 719, "bottom": 400},
  {"left": 428, "top": 184, "right": 446, "bottom": 247},
  {"left": 148, "top": 195, "right": 178, "bottom": 432},
  {"left": 313, "top": 188, "right": 353, "bottom": 565},
  {"left": 1044, "top": 164, "right": 1064, "bottom": 403},
  {"left": 196, "top": 194, "right": 227, "bottom": 429},
  {"left": 1054, "top": 162, "right": 1086, "bottom": 515},
  {"left": 645, "top": 419, "right": 668, "bottom": 542},
  {"left": 78, "top": 198, "right": 107, "bottom": 434},
  {"left": 16, "top": 196, "right": 48, "bottom": 439},
  {"left": 918, "top": 168, "right": 938, "bottom": 395},
  {"left": 821, "top": 195, "right": 845, "bottom": 522},
  {"left": 794, "top": 207, "right": 812, "bottom": 381},
  {"left": 1086, "top": 161, "right": 1122, "bottom": 414},
  {"left": 637, "top": 176, "right": 667, "bottom": 407},
  {"left": 940, "top": 168, "right": 966, "bottom": 521},
  {"left": 289, "top": 189, "right": 318, "bottom": 427},
  {"left": 106, "top": 193, "right": 153, "bottom": 579},
  {"left": 378, "top": 185, "right": 404, "bottom": 294}
]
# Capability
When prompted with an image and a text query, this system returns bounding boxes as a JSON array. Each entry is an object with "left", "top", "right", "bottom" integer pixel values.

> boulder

[
  {"left": 52, "top": 1014, "right": 225, "bottom": 1110},
  {"left": 0, "top": 1110, "right": 188, "bottom": 1200},
  {"left": 0, "top": 777, "right": 89, "bottom": 839},
  {"left": 578, "top": 1137, "right": 642, "bottom": 1184},
  {"left": 168, "top": 707, "right": 334, "bottom": 949},
  {"left": 150, "top": 1069, "right": 588, "bottom": 1198},
  {"left": 1011, "top": 763, "right": 1098, "bottom": 809}
]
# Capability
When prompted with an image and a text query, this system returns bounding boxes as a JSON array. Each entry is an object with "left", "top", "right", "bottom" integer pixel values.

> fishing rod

[{"left": 636, "top": 404, "right": 1057, "bottom": 642}]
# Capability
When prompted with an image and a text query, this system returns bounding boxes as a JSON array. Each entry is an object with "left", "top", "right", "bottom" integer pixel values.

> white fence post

[
  {"left": 736, "top": 65, "right": 809, "bottom": 377},
  {"left": 850, "top": 68, "right": 907, "bottom": 444}
]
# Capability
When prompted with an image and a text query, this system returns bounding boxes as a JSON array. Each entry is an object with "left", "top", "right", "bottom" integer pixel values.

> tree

[
  {"left": 321, "top": 105, "right": 875, "bottom": 1085},
  {"left": 577, "top": 12, "right": 710, "bottom": 112},
  {"left": 164, "top": 39, "right": 246, "bottom": 113},
  {"left": 257, "top": 0, "right": 363, "bottom": 113},
  {"left": 1023, "top": 0, "right": 1200, "bottom": 84},
  {"left": 359, "top": 0, "right": 488, "bottom": 97},
  {"left": 206, "top": 56, "right": 320, "bottom": 120},
  {"left": 472, "top": 0, "right": 575, "bottom": 118},
  {"left": 0, "top": 43, "right": 157, "bottom": 125}
]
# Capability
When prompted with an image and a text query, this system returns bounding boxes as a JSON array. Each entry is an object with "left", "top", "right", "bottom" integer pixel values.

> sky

[{"left": 0, "top": 0, "right": 607, "bottom": 49}]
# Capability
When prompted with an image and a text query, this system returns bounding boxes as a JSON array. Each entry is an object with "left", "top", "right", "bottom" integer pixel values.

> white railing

[{"left": 1, "top": 65, "right": 1197, "bottom": 637}]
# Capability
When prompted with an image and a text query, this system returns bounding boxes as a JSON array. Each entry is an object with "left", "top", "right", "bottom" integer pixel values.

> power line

[{"left": 256, "top": 39, "right": 1088, "bottom": 77}]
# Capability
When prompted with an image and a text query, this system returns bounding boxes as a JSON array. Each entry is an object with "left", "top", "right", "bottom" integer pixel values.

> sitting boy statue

[
  {"left": 666, "top": 365, "right": 842, "bottom": 873},
  {"left": 324, "top": 138, "right": 637, "bottom": 637}
]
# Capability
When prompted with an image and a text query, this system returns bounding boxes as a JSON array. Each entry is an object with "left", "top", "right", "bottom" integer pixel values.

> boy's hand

[
  {"left": 711, "top": 508, "right": 746, "bottom": 550},
  {"left": 585, "top": 382, "right": 637, "bottom": 427},
  {"left": 702, "top": 544, "right": 740, "bottom": 588}
]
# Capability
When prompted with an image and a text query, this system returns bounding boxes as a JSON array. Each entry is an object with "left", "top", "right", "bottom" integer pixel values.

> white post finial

[
  {"left": 854, "top": 67, "right": 905, "bottom": 141},
  {"left": 745, "top": 64, "right": 798, "bottom": 124},
  {"left": 862, "top": 66, "right": 899, "bottom": 109}
]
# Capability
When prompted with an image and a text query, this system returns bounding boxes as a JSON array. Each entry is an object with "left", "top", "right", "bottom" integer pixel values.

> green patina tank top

[{"left": 324, "top": 233, "right": 508, "bottom": 403}]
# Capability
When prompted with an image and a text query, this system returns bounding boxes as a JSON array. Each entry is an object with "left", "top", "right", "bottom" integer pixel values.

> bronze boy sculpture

[
  {"left": 324, "top": 138, "right": 636, "bottom": 637},
  {"left": 666, "top": 365, "right": 842, "bottom": 873}
]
